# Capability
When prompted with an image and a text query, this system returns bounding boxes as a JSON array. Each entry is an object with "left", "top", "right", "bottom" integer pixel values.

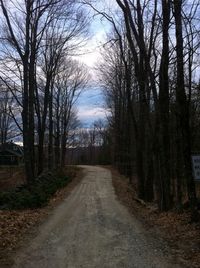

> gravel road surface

[{"left": 12, "top": 166, "right": 180, "bottom": 268}]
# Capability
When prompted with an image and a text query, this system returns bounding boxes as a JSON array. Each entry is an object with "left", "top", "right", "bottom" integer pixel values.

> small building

[{"left": 0, "top": 142, "right": 24, "bottom": 165}]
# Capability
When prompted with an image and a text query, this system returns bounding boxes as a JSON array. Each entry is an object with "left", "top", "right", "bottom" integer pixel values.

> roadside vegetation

[
  {"left": 0, "top": 169, "right": 75, "bottom": 209},
  {"left": 0, "top": 0, "right": 89, "bottom": 181},
  {"left": 83, "top": 0, "right": 200, "bottom": 220},
  {"left": 0, "top": 166, "right": 82, "bottom": 266},
  {"left": 0, "top": 1, "right": 88, "bottom": 264},
  {"left": 111, "top": 168, "right": 200, "bottom": 268}
]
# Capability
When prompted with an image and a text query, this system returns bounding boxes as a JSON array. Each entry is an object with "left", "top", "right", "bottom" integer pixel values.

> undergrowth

[{"left": 0, "top": 170, "right": 73, "bottom": 209}]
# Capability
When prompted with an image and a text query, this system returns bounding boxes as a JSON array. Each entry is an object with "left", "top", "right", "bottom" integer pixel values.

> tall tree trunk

[
  {"left": 28, "top": 39, "right": 36, "bottom": 179},
  {"left": 174, "top": 0, "right": 197, "bottom": 220},
  {"left": 48, "top": 86, "right": 54, "bottom": 170},
  {"left": 158, "top": 0, "right": 172, "bottom": 210},
  {"left": 61, "top": 109, "right": 69, "bottom": 168},
  {"left": 37, "top": 76, "right": 51, "bottom": 174},
  {"left": 54, "top": 122, "right": 60, "bottom": 168},
  {"left": 23, "top": 0, "right": 34, "bottom": 183},
  {"left": 37, "top": 130, "right": 44, "bottom": 174}
]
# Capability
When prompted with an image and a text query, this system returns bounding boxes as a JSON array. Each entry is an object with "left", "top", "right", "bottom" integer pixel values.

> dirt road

[{"left": 12, "top": 166, "right": 180, "bottom": 268}]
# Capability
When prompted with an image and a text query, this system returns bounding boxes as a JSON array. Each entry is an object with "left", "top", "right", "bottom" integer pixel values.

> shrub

[{"left": 0, "top": 171, "right": 72, "bottom": 209}]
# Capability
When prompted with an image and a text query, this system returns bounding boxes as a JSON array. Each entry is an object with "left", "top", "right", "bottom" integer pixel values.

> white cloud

[
  {"left": 78, "top": 29, "right": 106, "bottom": 68},
  {"left": 78, "top": 107, "right": 106, "bottom": 120}
]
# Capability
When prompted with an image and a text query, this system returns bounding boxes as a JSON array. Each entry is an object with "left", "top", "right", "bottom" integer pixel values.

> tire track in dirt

[{"left": 12, "top": 166, "right": 182, "bottom": 268}]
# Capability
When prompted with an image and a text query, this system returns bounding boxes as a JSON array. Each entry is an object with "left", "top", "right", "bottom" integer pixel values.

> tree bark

[
  {"left": 174, "top": 0, "right": 197, "bottom": 219},
  {"left": 158, "top": 0, "right": 172, "bottom": 210}
]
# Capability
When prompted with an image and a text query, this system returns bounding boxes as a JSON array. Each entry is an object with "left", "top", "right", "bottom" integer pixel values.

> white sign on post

[{"left": 192, "top": 155, "right": 200, "bottom": 181}]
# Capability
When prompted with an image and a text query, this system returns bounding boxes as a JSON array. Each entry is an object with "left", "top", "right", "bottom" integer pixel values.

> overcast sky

[
  {"left": 74, "top": 1, "right": 115, "bottom": 127},
  {"left": 76, "top": 28, "right": 105, "bottom": 126}
]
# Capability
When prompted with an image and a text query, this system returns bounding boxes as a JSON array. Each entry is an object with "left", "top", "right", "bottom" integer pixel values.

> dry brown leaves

[
  {"left": 0, "top": 209, "right": 47, "bottom": 251},
  {"left": 111, "top": 167, "right": 200, "bottom": 268},
  {"left": 0, "top": 208, "right": 48, "bottom": 267}
]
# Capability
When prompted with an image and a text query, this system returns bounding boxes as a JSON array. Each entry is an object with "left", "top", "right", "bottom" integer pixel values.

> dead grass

[{"left": 111, "top": 167, "right": 200, "bottom": 268}]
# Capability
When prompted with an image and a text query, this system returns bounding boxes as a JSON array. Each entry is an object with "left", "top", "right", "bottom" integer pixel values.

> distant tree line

[
  {"left": 65, "top": 120, "right": 111, "bottom": 165},
  {"left": 0, "top": 0, "right": 89, "bottom": 181},
  {"left": 85, "top": 0, "right": 200, "bottom": 217}
]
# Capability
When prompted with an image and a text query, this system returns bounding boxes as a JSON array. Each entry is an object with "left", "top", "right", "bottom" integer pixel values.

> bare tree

[
  {"left": 87, "top": 0, "right": 200, "bottom": 216},
  {"left": 0, "top": 0, "right": 90, "bottom": 180},
  {"left": 0, "top": 0, "right": 65, "bottom": 181},
  {"left": 35, "top": 1, "right": 89, "bottom": 174},
  {"left": 173, "top": 0, "right": 198, "bottom": 219},
  {"left": 52, "top": 58, "right": 89, "bottom": 168}
]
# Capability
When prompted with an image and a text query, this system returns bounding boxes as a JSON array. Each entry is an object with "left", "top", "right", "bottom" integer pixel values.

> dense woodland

[
  {"left": 92, "top": 0, "right": 200, "bottom": 216},
  {"left": 0, "top": 0, "right": 200, "bottom": 218}
]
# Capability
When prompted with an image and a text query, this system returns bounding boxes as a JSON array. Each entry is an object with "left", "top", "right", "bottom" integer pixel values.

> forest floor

[
  {"left": 0, "top": 166, "right": 83, "bottom": 267},
  {"left": 111, "top": 167, "right": 200, "bottom": 268}
]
